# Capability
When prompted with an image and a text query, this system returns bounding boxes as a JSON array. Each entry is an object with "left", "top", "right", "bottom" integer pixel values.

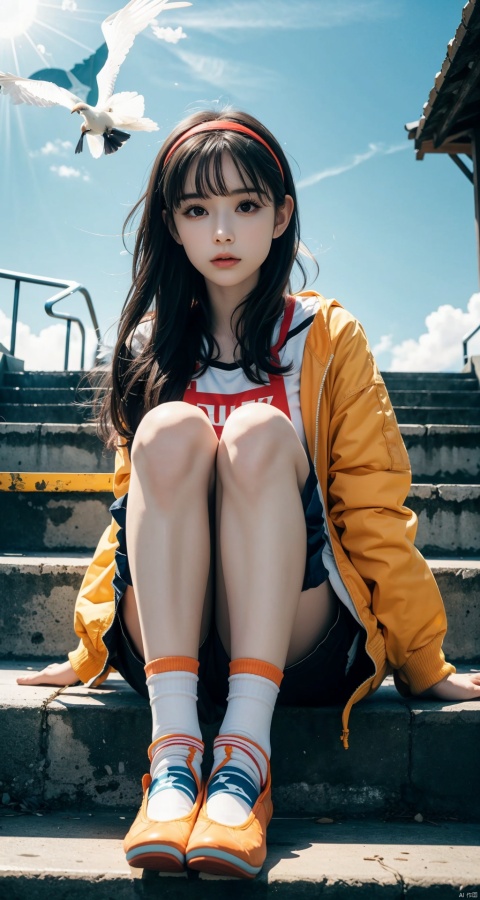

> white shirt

[{"left": 130, "top": 294, "right": 321, "bottom": 450}]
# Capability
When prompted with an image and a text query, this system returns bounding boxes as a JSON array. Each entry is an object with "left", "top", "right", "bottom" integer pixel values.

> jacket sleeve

[
  {"left": 326, "top": 314, "right": 455, "bottom": 695},
  {"left": 68, "top": 442, "right": 131, "bottom": 683}
]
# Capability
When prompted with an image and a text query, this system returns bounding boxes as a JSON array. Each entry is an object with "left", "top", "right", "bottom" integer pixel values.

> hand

[
  {"left": 418, "top": 672, "right": 480, "bottom": 701},
  {"left": 16, "top": 660, "right": 80, "bottom": 687}
]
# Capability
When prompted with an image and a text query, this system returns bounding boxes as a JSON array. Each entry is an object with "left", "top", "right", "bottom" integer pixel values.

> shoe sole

[
  {"left": 186, "top": 848, "right": 262, "bottom": 879},
  {"left": 126, "top": 843, "right": 185, "bottom": 872}
]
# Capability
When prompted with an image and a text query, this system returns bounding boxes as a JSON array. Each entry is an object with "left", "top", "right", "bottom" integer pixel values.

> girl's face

[{"left": 169, "top": 153, "right": 293, "bottom": 301}]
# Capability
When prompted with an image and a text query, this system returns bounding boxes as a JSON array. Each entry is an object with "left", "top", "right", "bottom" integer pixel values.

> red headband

[{"left": 162, "top": 120, "right": 284, "bottom": 181}]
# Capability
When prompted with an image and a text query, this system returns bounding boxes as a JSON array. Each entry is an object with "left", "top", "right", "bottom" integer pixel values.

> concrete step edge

[
  {"left": 1, "top": 553, "right": 479, "bottom": 572},
  {"left": 0, "top": 812, "right": 479, "bottom": 895},
  {"left": 1, "top": 421, "right": 480, "bottom": 435}
]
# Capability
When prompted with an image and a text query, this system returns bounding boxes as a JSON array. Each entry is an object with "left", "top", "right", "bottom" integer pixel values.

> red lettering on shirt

[{"left": 183, "top": 382, "right": 285, "bottom": 438}]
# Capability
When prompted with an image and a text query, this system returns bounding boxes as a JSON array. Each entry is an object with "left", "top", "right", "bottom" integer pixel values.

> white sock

[
  {"left": 207, "top": 669, "right": 281, "bottom": 826},
  {"left": 145, "top": 664, "right": 203, "bottom": 822}
]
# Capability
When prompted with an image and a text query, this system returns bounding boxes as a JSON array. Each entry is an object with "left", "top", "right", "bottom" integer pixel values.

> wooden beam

[
  {"left": 434, "top": 55, "right": 480, "bottom": 148},
  {"left": 449, "top": 154, "right": 474, "bottom": 183},
  {"left": 416, "top": 140, "right": 472, "bottom": 160}
]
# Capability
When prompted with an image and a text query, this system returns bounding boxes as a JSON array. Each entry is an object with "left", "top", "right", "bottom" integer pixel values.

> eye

[
  {"left": 184, "top": 205, "right": 207, "bottom": 218},
  {"left": 237, "top": 200, "right": 260, "bottom": 213}
]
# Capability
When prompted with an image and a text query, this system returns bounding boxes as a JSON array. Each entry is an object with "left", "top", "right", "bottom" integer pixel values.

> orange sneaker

[
  {"left": 123, "top": 734, "right": 204, "bottom": 872},
  {"left": 185, "top": 735, "right": 272, "bottom": 879}
]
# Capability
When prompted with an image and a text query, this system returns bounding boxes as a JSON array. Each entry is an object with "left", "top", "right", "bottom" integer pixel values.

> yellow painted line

[{"left": 0, "top": 472, "right": 113, "bottom": 492}]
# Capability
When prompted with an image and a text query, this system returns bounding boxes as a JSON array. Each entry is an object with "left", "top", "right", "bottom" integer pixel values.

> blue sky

[{"left": 1, "top": 0, "right": 479, "bottom": 370}]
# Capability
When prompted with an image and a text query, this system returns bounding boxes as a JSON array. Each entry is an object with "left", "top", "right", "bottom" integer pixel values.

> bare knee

[
  {"left": 217, "top": 405, "right": 306, "bottom": 492},
  {"left": 131, "top": 402, "right": 218, "bottom": 494}
]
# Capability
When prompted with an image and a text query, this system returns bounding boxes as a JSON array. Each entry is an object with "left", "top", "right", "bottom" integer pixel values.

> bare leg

[
  {"left": 125, "top": 402, "right": 218, "bottom": 662},
  {"left": 215, "top": 404, "right": 336, "bottom": 669},
  {"left": 194, "top": 404, "right": 337, "bottom": 833}
]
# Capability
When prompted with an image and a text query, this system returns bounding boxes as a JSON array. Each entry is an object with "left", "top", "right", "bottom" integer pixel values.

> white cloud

[
  {"left": 30, "top": 138, "right": 73, "bottom": 158},
  {"left": 372, "top": 334, "right": 393, "bottom": 357},
  {"left": 173, "top": 48, "right": 276, "bottom": 91},
  {"left": 151, "top": 24, "right": 187, "bottom": 43},
  {"left": 50, "top": 164, "right": 90, "bottom": 182},
  {"left": 184, "top": 0, "right": 400, "bottom": 32},
  {"left": 297, "top": 142, "right": 409, "bottom": 189},
  {"left": 44, "top": 139, "right": 73, "bottom": 155},
  {"left": 375, "top": 293, "right": 480, "bottom": 372},
  {"left": 0, "top": 310, "right": 97, "bottom": 371},
  {"left": 62, "top": 0, "right": 78, "bottom": 11}
]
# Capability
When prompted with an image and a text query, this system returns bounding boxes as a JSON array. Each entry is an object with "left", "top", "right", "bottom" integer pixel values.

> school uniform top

[{"left": 130, "top": 293, "right": 321, "bottom": 449}]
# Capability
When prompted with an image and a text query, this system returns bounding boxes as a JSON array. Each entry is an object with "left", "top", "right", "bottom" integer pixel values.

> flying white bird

[{"left": 0, "top": 0, "right": 191, "bottom": 158}]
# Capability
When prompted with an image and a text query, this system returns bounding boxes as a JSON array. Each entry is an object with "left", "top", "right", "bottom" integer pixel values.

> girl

[{"left": 19, "top": 109, "right": 480, "bottom": 879}]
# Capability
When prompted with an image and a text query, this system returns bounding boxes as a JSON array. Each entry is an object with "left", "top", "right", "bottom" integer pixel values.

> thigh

[
  {"left": 213, "top": 406, "right": 315, "bottom": 660},
  {"left": 286, "top": 580, "right": 338, "bottom": 666}
]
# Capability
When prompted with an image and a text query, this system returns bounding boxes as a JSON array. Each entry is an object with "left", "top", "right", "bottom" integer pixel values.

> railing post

[
  {"left": 64, "top": 319, "right": 71, "bottom": 371},
  {"left": 10, "top": 279, "right": 20, "bottom": 355}
]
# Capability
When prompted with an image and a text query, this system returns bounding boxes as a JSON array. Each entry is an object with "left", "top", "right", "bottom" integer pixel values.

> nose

[{"left": 213, "top": 210, "right": 234, "bottom": 244}]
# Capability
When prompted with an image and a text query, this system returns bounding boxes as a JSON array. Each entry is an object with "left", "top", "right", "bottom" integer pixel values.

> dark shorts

[
  {"left": 113, "top": 594, "right": 371, "bottom": 722},
  {"left": 104, "top": 459, "right": 372, "bottom": 718}
]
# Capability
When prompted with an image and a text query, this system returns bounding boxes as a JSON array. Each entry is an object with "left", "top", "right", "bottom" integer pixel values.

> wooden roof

[{"left": 406, "top": 0, "right": 480, "bottom": 159}]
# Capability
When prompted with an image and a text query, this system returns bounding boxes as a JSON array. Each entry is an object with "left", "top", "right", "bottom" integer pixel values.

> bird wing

[
  {"left": 96, "top": 0, "right": 191, "bottom": 108},
  {"left": 0, "top": 71, "right": 82, "bottom": 110}
]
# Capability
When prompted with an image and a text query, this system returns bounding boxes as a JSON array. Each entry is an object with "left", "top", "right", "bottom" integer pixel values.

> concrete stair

[
  {"left": 1, "top": 813, "right": 478, "bottom": 899},
  {"left": 0, "top": 366, "right": 479, "bottom": 895}
]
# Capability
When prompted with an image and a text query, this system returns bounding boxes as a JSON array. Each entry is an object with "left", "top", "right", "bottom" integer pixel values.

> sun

[{"left": 0, "top": 0, "right": 39, "bottom": 39}]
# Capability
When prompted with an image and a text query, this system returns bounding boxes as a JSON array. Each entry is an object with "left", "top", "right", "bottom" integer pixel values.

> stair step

[
  {"left": 0, "top": 812, "right": 478, "bottom": 897},
  {"left": 1, "top": 556, "right": 478, "bottom": 663},
  {"left": 4, "top": 404, "right": 479, "bottom": 426},
  {"left": 394, "top": 407, "right": 480, "bottom": 424},
  {"left": 0, "top": 423, "right": 115, "bottom": 474},
  {"left": 0, "top": 387, "right": 95, "bottom": 404},
  {"left": 1, "top": 423, "right": 478, "bottom": 482},
  {"left": 401, "top": 424, "right": 480, "bottom": 483},
  {"left": 388, "top": 390, "right": 480, "bottom": 408},
  {"left": 382, "top": 372, "right": 478, "bottom": 390},
  {"left": 1, "top": 661, "right": 478, "bottom": 817},
  {"left": 1, "top": 486, "right": 478, "bottom": 554},
  {"left": 0, "top": 493, "right": 111, "bottom": 552},
  {"left": 2, "top": 371, "right": 85, "bottom": 388},
  {"left": 408, "top": 484, "right": 480, "bottom": 555},
  {"left": 0, "top": 404, "right": 88, "bottom": 424}
]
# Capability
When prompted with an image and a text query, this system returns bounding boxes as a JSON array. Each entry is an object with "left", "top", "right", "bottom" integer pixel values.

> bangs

[{"left": 162, "top": 132, "right": 283, "bottom": 211}]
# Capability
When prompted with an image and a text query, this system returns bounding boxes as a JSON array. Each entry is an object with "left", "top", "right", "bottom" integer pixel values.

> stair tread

[
  {"left": 0, "top": 811, "right": 479, "bottom": 892},
  {"left": 2, "top": 661, "right": 479, "bottom": 707},
  {"left": 1, "top": 553, "right": 479, "bottom": 570}
]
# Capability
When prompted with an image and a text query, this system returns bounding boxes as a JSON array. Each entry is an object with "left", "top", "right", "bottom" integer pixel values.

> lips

[{"left": 210, "top": 255, "right": 241, "bottom": 268}]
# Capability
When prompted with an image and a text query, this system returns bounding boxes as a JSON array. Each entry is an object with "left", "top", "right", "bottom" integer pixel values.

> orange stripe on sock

[
  {"left": 229, "top": 657, "right": 284, "bottom": 687},
  {"left": 144, "top": 656, "right": 199, "bottom": 678}
]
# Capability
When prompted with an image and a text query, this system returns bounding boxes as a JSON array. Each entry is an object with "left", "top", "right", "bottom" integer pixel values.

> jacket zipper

[{"left": 312, "top": 352, "right": 377, "bottom": 750}]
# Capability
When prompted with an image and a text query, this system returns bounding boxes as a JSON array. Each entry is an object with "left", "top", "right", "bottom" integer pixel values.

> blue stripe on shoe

[
  {"left": 207, "top": 766, "right": 258, "bottom": 809},
  {"left": 126, "top": 842, "right": 184, "bottom": 864},
  {"left": 148, "top": 766, "right": 197, "bottom": 803},
  {"left": 186, "top": 846, "right": 262, "bottom": 875}
]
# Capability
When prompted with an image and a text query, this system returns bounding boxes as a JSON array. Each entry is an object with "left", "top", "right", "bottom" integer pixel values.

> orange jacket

[{"left": 68, "top": 293, "right": 455, "bottom": 747}]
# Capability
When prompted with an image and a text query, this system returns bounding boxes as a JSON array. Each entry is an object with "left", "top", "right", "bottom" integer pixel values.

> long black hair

[{"left": 96, "top": 108, "right": 316, "bottom": 448}]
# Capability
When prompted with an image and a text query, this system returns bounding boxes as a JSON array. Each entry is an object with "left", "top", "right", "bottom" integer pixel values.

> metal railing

[
  {"left": 0, "top": 268, "right": 101, "bottom": 370},
  {"left": 463, "top": 323, "right": 480, "bottom": 366}
]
